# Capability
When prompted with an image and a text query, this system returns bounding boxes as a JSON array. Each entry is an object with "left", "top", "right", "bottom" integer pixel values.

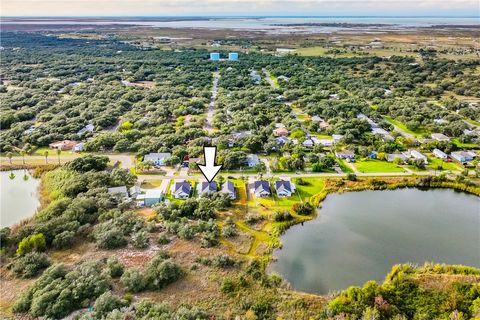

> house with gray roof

[
  {"left": 251, "top": 180, "right": 271, "bottom": 198},
  {"left": 221, "top": 181, "right": 236, "bottom": 200},
  {"left": 335, "top": 151, "right": 355, "bottom": 159},
  {"left": 197, "top": 181, "right": 217, "bottom": 196},
  {"left": 172, "top": 182, "right": 191, "bottom": 199},
  {"left": 275, "top": 180, "right": 295, "bottom": 197}
]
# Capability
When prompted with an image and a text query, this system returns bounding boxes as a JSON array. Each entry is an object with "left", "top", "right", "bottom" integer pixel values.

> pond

[
  {"left": 0, "top": 170, "right": 41, "bottom": 227},
  {"left": 269, "top": 188, "right": 480, "bottom": 294}
]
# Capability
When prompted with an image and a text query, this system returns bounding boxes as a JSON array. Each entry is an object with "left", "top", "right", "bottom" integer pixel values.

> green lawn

[
  {"left": 452, "top": 138, "right": 479, "bottom": 149},
  {"left": 427, "top": 157, "right": 463, "bottom": 172},
  {"left": 336, "top": 159, "right": 354, "bottom": 173},
  {"left": 292, "top": 177, "right": 325, "bottom": 200},
  {"left": 384, "top": 116, "right": 428, "bottom": 138},
  {"left": 354, "top": 159, "right": 405, "bottom": 173},
  {"left": 32, "top": 147, "right": 79, "bottom": 156}
]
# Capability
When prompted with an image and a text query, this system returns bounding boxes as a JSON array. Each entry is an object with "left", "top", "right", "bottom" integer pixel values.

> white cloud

[{"left": 1, "top": 0, "right": 478, "bottom": 16}]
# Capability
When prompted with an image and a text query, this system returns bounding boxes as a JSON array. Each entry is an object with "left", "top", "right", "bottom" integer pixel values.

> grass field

[
  {"left": 336, "top": 159, "right": 354, "bottom": 173},
  {"left": 384, "top": 116, "right": 428, "bottom": 137},
  {"left": 452, "top": 138, "right": 479, "bottom": 149},
  {"left": 354, "top": 159, "right": 405, "bottom": 173},
  {"left": 32, "top": 147, "right": 79, "bottom": 156},
  {"left": 427, "top": 158, "right": 463, "bottom": 172}
]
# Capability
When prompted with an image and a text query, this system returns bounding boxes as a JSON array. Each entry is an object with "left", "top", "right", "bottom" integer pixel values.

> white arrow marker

[{"left": 197, "top": 146, "right": 222, "bottom": 182}]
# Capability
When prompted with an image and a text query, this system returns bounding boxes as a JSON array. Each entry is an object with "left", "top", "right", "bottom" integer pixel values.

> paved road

[
  {"left": 262, "top": 68, "right": 279, "bottom": 89},
  {"left": 205, "top": 71, "right": 220, "bottom": 135}
]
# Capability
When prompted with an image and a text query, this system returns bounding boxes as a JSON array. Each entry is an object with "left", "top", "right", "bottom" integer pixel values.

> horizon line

[{"left": 2, "top": 15, "right": 479, "bottom": 18}]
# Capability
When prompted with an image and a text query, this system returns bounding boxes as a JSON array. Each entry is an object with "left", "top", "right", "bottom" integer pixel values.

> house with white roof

[
  {"left": 451, "top": 151, "right": 476, "bottom": 163},
  {"left": 408, "top": 150, "right": 428, "bottom": 164},
  {"left": 107, "top": 186, "right": 129, "bottom": 198},
  {"left": 77, "top": 123, "right": 95, "bottom": 136},
  {"left": 144, "top": 189, "right": 163, "bottom": 207},
  {"left": 431, "top": 133, "right": 450, "bottom": 142},
  {"left": 144, "top": 152, "right": 172, "bottom": 166},
  {"left": 332, "top": 134, "right": 344, "bottom": 143},
  {"left": 246, "top": 154, "right": 260, "bottom": 167},
  {"left": 432, "top": 149, "right": 448, "bottom": 160},
  {"left": 386, "top": 153, "right": 408, "bottom": 163},
  {"left": 302, "top": 138, "right": 315, "bottom": 148}
]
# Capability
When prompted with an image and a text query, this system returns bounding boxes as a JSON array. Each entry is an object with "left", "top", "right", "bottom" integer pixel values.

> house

[
  {"left": 278, "top": 75, "right": 290, "bottom": 82},
  {"left": 317, "top": 139, "right": 334, "bottom": 147},
  {"left": 77, "top": 123, "right": 95, "bottom": 136},
  {"left": 311, "top": 115, "right": 323, "bottom": 123},
  {"left": 221, "top": 181, "right": 236, "bottom": 200},
  {"left": 275, "top": 180, "right": 295, "bottom": 197},
  {"left": 231, "top": 130, "right": 252, "bottom": 140},
  {"left": 228, "top": 52, "right": 239, "bottom": 61},
  {"left": 409, "top": 150, "right": 428, "bottom": 164},
  {"left": 246, "top": 154, "right": 260, "bottom": 167},
  {"left": 144, "top": 152, "right": 172, "bottom": 166},
  {"left": 302, "top": 138, "right": 315, "bottom": 148},
  {"left": 275, "top": 123, "right": 285, "bottom": 128},
  {"left": 197, "top": 181, "right": 217, "bottom": 196},
  {"left": 273, "top": 127, "right": 289, "bottom": 137},
  {"left": 431, "top": 133, "right": 450, "bottom": 142},
  {"left": 144, "top": 189, "right": 163, "bottom": 207},
  {"left": 210, "top": 52, "right": 220, "bottom": 61},
  {"left": 276, "top": 136, "right": 291, "bottom": 146},
  {"left": 371, "top": 127, "right": 389, "bottom": 135},
  {"left": 451, "top": 151, "right": 476, "bottom": 163},
  {"left": 251, "top": 180, "right": 271, "bottom": 197},
  {"left": 107, "top": 186, "right": 129, "bottom": 198},
  {"left": 73, "top": 142, "right": 85, "bottom": 152},
  {"left": 129, "top": 185, "right": 141, "bottom": 198},
  {"left": 329, "top": 94, "right": 340, "bottom": 101},
  {"left": 386, "top": 153, "right": 408, "bottom": 163},
  {"left": 172, "top": 182, "right": 192, "bottom": 199},
  {"left": 432, "top": 149, "right": 448, "bottom": 160},
  {"left": 332, "top": 134, "right": 344, "bottom": 143},
  {"left": 335, "top": 151, "right": 355, "bottom": 159},
  {"left": 49, "top": 140, "right": 77, "bottom": 151}
]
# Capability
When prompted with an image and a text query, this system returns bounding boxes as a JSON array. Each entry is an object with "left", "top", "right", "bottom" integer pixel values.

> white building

[{"left": 432, "top": 149, "right": 448, "bottom": 160}]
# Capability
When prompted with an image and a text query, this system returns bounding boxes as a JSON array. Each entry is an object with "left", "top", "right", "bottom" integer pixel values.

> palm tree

[
  {"left": 6, "top": 152, "right": 13, "bottom": 165},
  {"left": 20, "top": 150, "right": 26, "bottom": 165},
  {"left": 44, "top": 150, "right": 49, "bottom": 164},
  {"left": 56, "top": 149, "right": 61, "bottom": 165}
]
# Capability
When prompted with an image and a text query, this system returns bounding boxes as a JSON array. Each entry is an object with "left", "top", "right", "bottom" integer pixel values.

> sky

[{"left": 1, "top": 0, "right": 479, "bottom": 17}]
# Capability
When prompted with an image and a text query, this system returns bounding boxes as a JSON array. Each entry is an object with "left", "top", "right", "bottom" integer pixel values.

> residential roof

[
  {"left": 221, "top": 181, "right": 235, "bottom": 194},
  {"left": 174, "top": 182, "right": 191, "bottom": 194},
  {"left": 246, "top": 154, "right": 260, "bottom": 166},
  {"left": 107, "top": 186, "right": 128, "bottom": 195},
  {"left": 431, "top": 133, "right": 450, "bottom": 141},
  {"left": 200, "top": 181, "right": 217, "bottom": 193},
  {"left": 254, "top": 180, "right": 270, "bottom": 194},
  {"left": 275, "top": 180, "right": 292, "bottom": 193},
  {"left": 433, "top": 149, "right": 447, "bottom": 157},
  {"left": 144, "top": 152, "right": 172, "bottom": 162},
  {"left": 145, "top": 189, "right": 163, "bottom": 199}
]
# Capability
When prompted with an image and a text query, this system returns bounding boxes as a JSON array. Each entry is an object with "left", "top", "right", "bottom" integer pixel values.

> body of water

[
  {"left": 2, "top": 17, "right": 478, "bottom": 34},
  {"left": 0, "top": 170, "right": 40, "bottom": 227},
  {"left": 269, "top": 188, "right": 480, "bottom": 294}
]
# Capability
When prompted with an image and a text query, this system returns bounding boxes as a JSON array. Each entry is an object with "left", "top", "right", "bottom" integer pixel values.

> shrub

[
  {"left": 346, "top": 173, "right": 357, "bottom": 181},
  {"left": 145, "top": 252, "right": 183, "bottom": 290},
  {"left": 131, "top": 230, "right": 150, "bottom": 249},
  {"left": 106, "top": 257, "right": 124, "bottom": 278},
  {"left": 16, "top": 233, "right": 46, "bottom": 256},
  {"left": 220, "top": 277, "right": 237, "bottom": 295},
  {"left": 222, "top": 224, "right": 238, "bottom": 238},
  {"left": 52, "top": 231, "right": 75, "bottom": 249},
  {"left": 273, "top": 211, "right": 293, "bottom": 222},
  {"left": 245, "top": 213, "right": 263, "bottom": 224},
  {"left": 292, "top": 202, "right": 314, "bottom": 216},
  {"left": 10, "top": 252, "right": 50, "bottom": 278},
  {"left": 157, "top": 233, "right": 170, "bottom": 245},
  {"left": 94, "top": 226, "right": 127, "bottom": 249},
  {"left": 212, "top": 254, "right": 235, "bottom": 268},
  {"left": 13, "top": 261, "right": 111, "bottom": 319},
  {"left": 121, "top": 268, "right": 147, "bottom": 293},
  {"left": 93, "top": 291, "right": 124, "bottom": 319}
]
